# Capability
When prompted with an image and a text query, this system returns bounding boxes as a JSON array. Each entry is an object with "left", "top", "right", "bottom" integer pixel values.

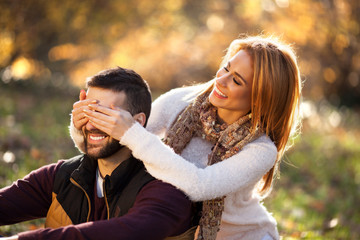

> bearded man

[{"left": 0, "top": 67, "right": 195, "bottom": 240}]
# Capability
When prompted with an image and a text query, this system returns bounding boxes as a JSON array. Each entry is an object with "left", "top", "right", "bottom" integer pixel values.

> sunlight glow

[
  {"left": 328, "top": 218, "right": 339, "bottom": 228},
  {"left": 276, "top": 0, "right": 289, "bottom": 8},
  {"left": 11, "top": 57, "right": 35, "bottom": 80},
  {"left": 206, "top": 14, "right": 224, "bottom": 32},
  {"left": 323, "top": 68, "right": 337, "bottom": 83},
  {"left": 328, "top": 111, "right": 342, "bottom": 128},
  {"left": 262, "top": 0, "right": 276, "bottom": 12},
  {"left": 3, "top": 151, "right": 15, "bottom": 163},
  {"left": 48, "top": 44, "right": 84, "bottom": 61},
  {"left": 0, "top": 31, "right": 14, "bottom": 66},
  {"left": 300, "top": 101, "right": 316, "bottom": 119}
]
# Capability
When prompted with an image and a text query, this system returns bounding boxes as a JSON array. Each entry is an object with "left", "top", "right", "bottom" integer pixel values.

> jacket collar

[
  {"left": 70, "top": 154, "right": 145, "bottom": 199},
  {"left": 103, "top": 156, "right": 145, "bottom": 199}
]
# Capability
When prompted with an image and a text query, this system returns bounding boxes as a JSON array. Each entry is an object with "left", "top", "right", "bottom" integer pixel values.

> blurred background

[{"left": 0, "top": 0, "right": 359, "bottom": 239}]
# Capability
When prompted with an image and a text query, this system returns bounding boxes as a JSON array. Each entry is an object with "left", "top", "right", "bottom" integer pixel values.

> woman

[{"left": 71, "top": 35, "right": 302, "bottom": 240}]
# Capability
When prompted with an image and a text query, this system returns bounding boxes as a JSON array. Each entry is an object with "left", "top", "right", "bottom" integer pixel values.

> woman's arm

[
  {"left": 120, "top": 123, "right": 277, "bottom": 201},
  {"left": 146, "top": 85, "right": 202, "bottom": 137},
  {"left": 82, "top": 103, "right": 277, "bottom": 201}
]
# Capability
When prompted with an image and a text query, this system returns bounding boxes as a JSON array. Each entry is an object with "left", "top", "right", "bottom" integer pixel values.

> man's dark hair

[{"left": 86, "top": 67, "right": 152, "bottom": 126}]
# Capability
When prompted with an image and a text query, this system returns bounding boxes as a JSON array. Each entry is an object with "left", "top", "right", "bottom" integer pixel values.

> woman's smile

[{"left": 213, "top": 84, "right": 227, "bottom": 99}]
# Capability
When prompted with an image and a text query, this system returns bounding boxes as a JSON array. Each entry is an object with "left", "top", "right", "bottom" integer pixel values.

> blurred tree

[
  {"left": 0, "top": 0, "right": 157, "bottom": 85},
  {"left": 317, "top": 0, "right": 360, "bottom": 107},
  {"left": 0, "top": 0, "right": 359, "bottom": 107}
]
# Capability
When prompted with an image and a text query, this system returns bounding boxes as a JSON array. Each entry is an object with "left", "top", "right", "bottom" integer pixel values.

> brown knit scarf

[{"left": 164, "top": 91, "right": 263, "bottom": 240}]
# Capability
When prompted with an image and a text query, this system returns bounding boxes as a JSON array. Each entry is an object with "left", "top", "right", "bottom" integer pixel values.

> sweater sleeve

[
  {"left": 17, "top": 180, "right": 192, "bottom": 240},
  {"left": 146, "top": 84, "right": 206, "bottom": 137},
  {"left": 120, "top": 123, "right": 278, "bottom": 201},
  {"left": 0, "top": 161, "right": 64, "bottom": 225},
  {"left": 69, "top": 114, "right": 86, "bottom": 153}
]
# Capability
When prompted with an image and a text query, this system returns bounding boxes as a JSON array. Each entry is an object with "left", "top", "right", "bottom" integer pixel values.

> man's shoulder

[
  {"left": 122, "top": 159, "right": 155, "bottom": 193},
  {"left": 52, "top": 155, "right": 85, "bottom": 190},
  {"left": 57, "top": 155, "right": 84, "bottom": 173}
]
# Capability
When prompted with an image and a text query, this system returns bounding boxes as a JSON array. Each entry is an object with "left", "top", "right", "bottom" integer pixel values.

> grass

[
  {"left": 0, "top": 80, "right": 79, "bottom": 235},
  {"left": 265, "top": 101, "right": 360, "bottom": 239},
  {"left": 1, "top": 81, "right": 359, "bottom": 239}
]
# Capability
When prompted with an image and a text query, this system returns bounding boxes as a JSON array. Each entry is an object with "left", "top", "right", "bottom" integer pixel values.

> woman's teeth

[{"left": 215, "top": 87, "right": 227, "bottom": 98}]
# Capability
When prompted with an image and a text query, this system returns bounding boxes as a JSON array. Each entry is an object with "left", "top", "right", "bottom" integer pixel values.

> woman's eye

[
  {"left": 223, "top": 66, "right": 241, "bottom": 85},
  {"left": 233, "top": 78, "right": 241, "bottom": 86}
]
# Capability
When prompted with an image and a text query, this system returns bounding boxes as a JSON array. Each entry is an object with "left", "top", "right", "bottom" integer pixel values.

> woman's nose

[{"left": 216, "top": 69, "right": 230, "bottom": 86}]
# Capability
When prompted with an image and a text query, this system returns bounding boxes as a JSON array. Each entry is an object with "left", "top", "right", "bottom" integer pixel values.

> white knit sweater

[{"left": 70, "top": 84, "right": 280, "bottom": 240}]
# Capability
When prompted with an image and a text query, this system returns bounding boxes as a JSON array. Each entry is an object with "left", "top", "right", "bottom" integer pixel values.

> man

[{"left": 0, "top": 67, "right": 195, "bottom": 240}]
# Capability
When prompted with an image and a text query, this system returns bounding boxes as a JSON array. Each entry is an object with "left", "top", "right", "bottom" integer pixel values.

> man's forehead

[{"left": 86, "top": 87, "right": 127, "bottom": 108}]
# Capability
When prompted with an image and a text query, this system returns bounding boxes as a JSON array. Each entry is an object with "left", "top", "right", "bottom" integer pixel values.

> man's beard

[{"left": 84, "top": 130, "right": 124, "bottom": 159}]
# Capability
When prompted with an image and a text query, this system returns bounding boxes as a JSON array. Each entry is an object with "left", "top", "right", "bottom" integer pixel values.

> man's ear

[{"left": 133, "top": 112, "right": 146, "bottom": 127}]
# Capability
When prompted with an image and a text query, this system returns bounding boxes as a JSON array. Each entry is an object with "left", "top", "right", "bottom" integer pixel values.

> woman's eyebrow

[{"left": 228, "top": 62, "right": 248, "bottom": 85}]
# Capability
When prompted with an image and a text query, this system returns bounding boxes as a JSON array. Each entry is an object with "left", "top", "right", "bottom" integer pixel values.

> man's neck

[{"left": 97, "top": 147, "right": 132, "bottom": 178}]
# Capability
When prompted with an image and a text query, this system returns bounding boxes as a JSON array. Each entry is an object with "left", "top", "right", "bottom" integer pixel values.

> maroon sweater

[{"left": 0, "top": 160, "right": 193, "bottom": 240}]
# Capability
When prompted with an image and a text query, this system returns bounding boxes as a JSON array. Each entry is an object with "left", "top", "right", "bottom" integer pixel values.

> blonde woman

[{"left": 70, "top": 35, "right": 302, "bottom": 240}]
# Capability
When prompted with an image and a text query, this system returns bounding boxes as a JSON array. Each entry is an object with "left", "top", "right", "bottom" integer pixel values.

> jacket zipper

[
  {"left": 70, "top": 178, "right": 91, "bottom": 222},
  {"left": 103, "top": 180, "right": 110, "bottom": 220}
]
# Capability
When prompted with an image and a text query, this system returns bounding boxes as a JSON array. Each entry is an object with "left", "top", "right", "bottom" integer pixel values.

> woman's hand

[
  {"left": 72, "top": 90, "right": 98, "bottom": 130},
  {"left": 84, "top": 104, "right": 136, "bottom": 141}
]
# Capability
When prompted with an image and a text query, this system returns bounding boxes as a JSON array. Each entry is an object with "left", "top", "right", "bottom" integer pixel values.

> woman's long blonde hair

[{"left": 211, "top": 35, "right": 302, "bottom": 195}]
